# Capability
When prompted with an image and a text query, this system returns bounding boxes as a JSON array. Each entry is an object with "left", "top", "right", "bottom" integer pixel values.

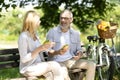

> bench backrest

[
  {"left": 0, "top": 48, "right": 84, "bottom": 80},
  {"left": 0, "top": 48, "right": 19, "bottom": 69},
  {"left": 0, "top": 48, "right": 48, "bottom": 70}
]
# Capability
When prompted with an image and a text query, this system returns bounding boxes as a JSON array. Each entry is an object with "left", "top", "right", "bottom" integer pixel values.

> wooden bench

[
  {"left": 0, "top": 48, "right": 85, "bottom": 80},
  {"left": 0, "top": 48, "right": 26, "bottom": 80},
  {"left": 0, "top": 48, "right": 19, "bottom": 69}
]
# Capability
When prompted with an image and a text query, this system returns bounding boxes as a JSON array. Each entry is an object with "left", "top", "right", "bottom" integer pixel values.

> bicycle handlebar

[
  {"left": 87, "top": 35, "right": 106, "bottom": 43},
  {"left": 84, "top": 20, "right": 94, "bottom": 25},
  {"left": 87, "top": 35, "right": 99, "bottom": 42}
]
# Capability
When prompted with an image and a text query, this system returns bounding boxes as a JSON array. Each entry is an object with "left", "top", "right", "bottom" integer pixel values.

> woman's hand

[
  {"left": 42, "top": 41, "right": 55, "bottom": 50},
  {"left": 32, "top": 42, "right": 55, "bottom": 58}
]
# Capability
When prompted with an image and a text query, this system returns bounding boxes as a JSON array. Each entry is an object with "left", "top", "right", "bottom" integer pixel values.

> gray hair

[{"left": 60, "top": 9, "right": 73, "bottom": 18}]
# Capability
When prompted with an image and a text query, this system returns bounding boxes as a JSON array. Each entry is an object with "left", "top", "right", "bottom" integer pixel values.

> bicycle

[
  {"left": 86, "top": 35, "right": 115, "bottom": 80},
  {"left": 111, "top": 37, "right": 120, "bottom": 76},
  {"left": 84, "top": 20, "right": 120, "bottom": 80}
]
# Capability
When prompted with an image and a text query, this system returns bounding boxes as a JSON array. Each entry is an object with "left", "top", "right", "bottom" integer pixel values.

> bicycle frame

[
  {"left": 111, "top": 38, "right": 120, "bottom": 73},
  {"left": 86, "top": 36, "right": 114, "bottom": 80},
  {"left": 87, "top": 36, "right": 110, "bottom": 67},
  {"left": 97, "top": 42, "right": 110, "bottom": 67}
]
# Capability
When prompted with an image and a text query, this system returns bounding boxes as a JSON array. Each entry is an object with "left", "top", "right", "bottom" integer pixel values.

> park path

[{"left": 0, "top": 41, "right": 18, "bottom": 49}]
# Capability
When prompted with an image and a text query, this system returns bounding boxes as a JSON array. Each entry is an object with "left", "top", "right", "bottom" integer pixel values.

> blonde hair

[{"left": 22, "top": 10, "right": 40, "bottom": 40}]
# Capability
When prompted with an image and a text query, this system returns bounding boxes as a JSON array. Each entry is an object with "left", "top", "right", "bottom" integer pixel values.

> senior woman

[{"left": 18, "top": 10, "right": 64, "bottom": 80}]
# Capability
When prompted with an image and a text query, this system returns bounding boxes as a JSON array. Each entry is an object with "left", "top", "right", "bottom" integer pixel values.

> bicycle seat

[{"left": 87, "top": 35, "right": 99, "bottom": 42}]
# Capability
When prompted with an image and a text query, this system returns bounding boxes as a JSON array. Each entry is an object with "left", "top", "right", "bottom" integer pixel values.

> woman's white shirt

[{"left": 18, "top": 31, "right": 43, "bottom": 74}]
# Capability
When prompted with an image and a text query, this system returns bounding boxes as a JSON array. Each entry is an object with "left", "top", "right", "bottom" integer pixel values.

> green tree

[
  {"left": 0, "top": 0, "right": 117, "bottom": 31},
  {"left": 38, "top": 0, "right": 116, "bottom": 31}
]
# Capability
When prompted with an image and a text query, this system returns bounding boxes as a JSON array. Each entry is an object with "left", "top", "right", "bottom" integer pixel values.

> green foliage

[
  {"left": 0, "top": 8, "right": 47, "bottom": 42},
  {"left": 0, "top": 8, "right": 23, "bottom": 36},
  {"left": 0, "top": 68, "right": 20, "bottom": 79},
  {"left": 0, "top": 34, "right": 18, "bottom": 41},
  {"left": 38, "top": 0, "right": 116, "bottom": 32},
  {"left": 0, "top": 0, "right": 116, "bottom": 31}
]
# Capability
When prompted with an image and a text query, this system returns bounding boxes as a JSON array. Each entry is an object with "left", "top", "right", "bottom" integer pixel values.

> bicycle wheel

[
  {"left": 95, "top": 54, "right": 115, "bottom": 80},
  {"left": 114, "top": 55, "right": 120, "bottom": 75}
]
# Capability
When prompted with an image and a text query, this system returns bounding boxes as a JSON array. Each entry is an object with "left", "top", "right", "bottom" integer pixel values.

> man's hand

[
  {"left": 59, "top": 44, "right": 69, "bottom": 55},
  {"left": 48, "top": 44, "right": 69, "bottom": 56},
  {"left": 73, "top": 51, "right": 83, "bottom": 60}
]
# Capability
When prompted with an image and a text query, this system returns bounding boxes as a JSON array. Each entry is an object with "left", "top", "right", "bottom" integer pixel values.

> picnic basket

[{"left": 97, "top": 22, "right": 118, "bottom": 39}]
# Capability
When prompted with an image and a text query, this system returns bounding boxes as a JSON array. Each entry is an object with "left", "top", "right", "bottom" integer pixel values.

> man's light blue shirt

[{"left": 46, "top": 25, "right": 83, "bottom": 62}]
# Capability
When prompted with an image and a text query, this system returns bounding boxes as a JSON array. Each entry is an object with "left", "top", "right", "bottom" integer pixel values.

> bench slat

[
  {"left": 0, "top": 55, "right": 19, "bottom": 62},
  {"left": 0, "top": 48, "right": 18, "bottom": 55},
  {"left": 0, "top": 62, "right": 19, "bottom": 69}
]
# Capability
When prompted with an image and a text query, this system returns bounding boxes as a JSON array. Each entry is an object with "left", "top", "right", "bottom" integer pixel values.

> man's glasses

[{"left": 60, "top": 17, "right": 71, "bottom": 20}]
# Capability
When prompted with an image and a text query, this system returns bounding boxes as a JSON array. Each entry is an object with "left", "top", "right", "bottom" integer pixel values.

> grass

[
  {"left": 0, "top": 68, "right": 45, "bottom": 80},
  {"left": 0, "top": 67, "right": 120, "bottom": 80},
  {"left": 0, "top": 68, "right": 20, "bottom": 80}
]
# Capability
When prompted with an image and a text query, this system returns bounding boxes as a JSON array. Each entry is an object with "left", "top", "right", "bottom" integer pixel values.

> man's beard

[{"left": 60, "top": 25, "right": 69, "bottom": 30}]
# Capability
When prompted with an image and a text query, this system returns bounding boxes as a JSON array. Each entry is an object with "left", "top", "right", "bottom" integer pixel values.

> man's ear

[{"left": 70, "top": 18, "right": 73, "bottom": 23}]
